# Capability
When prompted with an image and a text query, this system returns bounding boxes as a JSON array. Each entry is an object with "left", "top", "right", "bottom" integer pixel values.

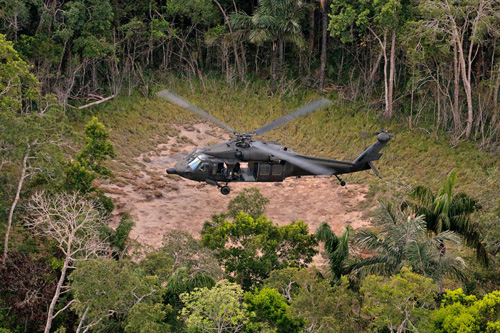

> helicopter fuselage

[{"left": 167, "top": 139, "right": 372, "bottom": 185}]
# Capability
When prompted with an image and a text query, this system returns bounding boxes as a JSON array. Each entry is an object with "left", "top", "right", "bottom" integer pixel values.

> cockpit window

[{"left": 188, "top": 157, "right": 201, "bottom": 170}]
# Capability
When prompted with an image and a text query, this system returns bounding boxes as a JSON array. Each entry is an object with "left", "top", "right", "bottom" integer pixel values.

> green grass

[{"left": 78, "top": 77, "right": 499, "bottom": 211}]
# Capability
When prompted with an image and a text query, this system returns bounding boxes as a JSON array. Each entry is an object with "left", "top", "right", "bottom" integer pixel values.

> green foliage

[
  {"left": 112, "top": 212, "right": 135, "bottom": 254},
  {"left": 353, "top": 203, "right": 466, "bottom": 287},
  {"left": 315, "top": 223, "right": 352, "bottom": 281},
  {"left": 227, "top": 187, "right": 270, "bottom": 219},
  {"left": 180, "top": 280, "right": 252, "bottom": 332},
  {"left": 231, "top": 0, "right": 307, "bottom": 47},
  {"left": 361, "top": 267, "right": 436, "bottom": 332},
  {"left": 79, "top": 116, "right": 116, "bottom": 174},
  {"left": 202, "top": 213, "right": 317, "bottom": 289},
  {"left": 432, "top": 288, "right": 500, "bottom": 333},
  {"left": 244, "top": 287, "right": 303, "bottom": 332},
  {"left": 288, "top": 270, "right": 359, "bottom": 333},
  {"left": 69, "top": 258, "right": 162, "bottom": 331},
  {"left": 125, "top": 303, "right": 171, "bottom": 333},
  {"left": 329, "top": 0, "right": 402, "bottom": 43},
  {"left": 408, "top": 169, "right": 488, "bottom": 266},
  {"left": 0, "top": 33, "right": 39, "bottom": 112},
  {"left": 65, "top": 116, "right": 115, "bottom": 212}
]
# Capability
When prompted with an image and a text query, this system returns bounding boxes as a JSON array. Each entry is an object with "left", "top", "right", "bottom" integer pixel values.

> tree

[
  {"left": 319, "top": 0, "right": 329, "bottom": 91},
  {"left": 69, "top": 258, "right": 163, "bottom": 332},
  {"left": 231, "top": 0, "right": 307, "bottom": 93},
  {"left": 361, "top": 267, "right": 436, "bottom": 333},
  {"left": 244, "top": 287, "right": 304, "bottom": 332},
  {"left": 25, "top": 192, "right": 108, "bottom": 333},
  {"left": 1, "top": 34, "right": 63, "bottom": 264},
  {"left": 329, "top": 0, "right": 403, "bottom": 118},
  {"left": 353, "top": 203, "right": 466, "bottom": 291},
  {"left": 420, "top": 0, "right": 500, "bottom": 138},
  {"left": 65, "top": 116, "right": 115, "bottom": 193},
  {"left": 315, "top": 223, "right": 352, "bottom": 281},
  {"left": 180, "top": 280, "right": 252, "bottom": 333},
  {"left": 0, "top": 252, "right": 57, "bottom": 331},
  {"left": 408, "top": 169, "right": 488, "bottom": 265},
  {"left": 156, "top": 231, "right": 222, "bottom": 330},
  {"left": 202, "top": 213, "right": 317, "bottom": 289},
  {"left": 227, "top": 187, "right": 270, "bottom": 219},
  {"left": 288, "top": 269, "right": 359, "bottom": 332},
  {"left": 125, "top": 303, "right": 171, "bottom": 333},
  {"left": 431, "top": 288, "right": 500, "bottom": 332}
]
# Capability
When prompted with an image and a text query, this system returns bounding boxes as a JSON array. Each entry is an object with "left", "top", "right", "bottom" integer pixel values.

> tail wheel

[{"left": 220, "top": 186, "right": 230, "bottom": 195}]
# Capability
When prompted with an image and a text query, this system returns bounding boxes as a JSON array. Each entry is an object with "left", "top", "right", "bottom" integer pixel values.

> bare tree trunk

[
  {"left": 452, "top": 42, "right": 461, "bottom": 133},
  {"left": 279, "top": 40, "right": 284, "bottom": 72},
  {"left": 493, "top": 64, "right": 500, "bottom": 108},
  {"left": 368, "top": 50, "right": 383, "bottom": 84},
  {"left": 308, "top": 8, "right": 315, "bottom": 57},
  {"left": 271, "top": 41, "right": 277, "bottom": 94},
  {"left": 387, "top": 28, "right": 396, "bottom": 119},
  {"left": 382, "top": 32, "right": 389, "bottom": 117},
  {"left": 76, "top": 306, "right": 89, "bottom": 333},
  {"left": 45, "top": 249, "right": 70, "bottom": 333},
  {"left": 213, "top": 0, "right": 243, "bottom": 80},
  {"left": 3, "top": 144, "right": 30, "bottom": 265},
  {"left": 319, "top": 3, "right": 328, "bottom": 91},
  {"left": 456, "top": 36, "right": 474, "bottom": 138}
]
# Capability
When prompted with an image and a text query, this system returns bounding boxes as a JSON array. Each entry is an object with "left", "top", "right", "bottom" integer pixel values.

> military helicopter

[{"left": 158, "top": 90, "right": 393, "bottom": 195}]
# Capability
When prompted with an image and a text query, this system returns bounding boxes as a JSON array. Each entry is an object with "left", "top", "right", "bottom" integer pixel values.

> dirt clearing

[{"left": 101, "top": 123, "right": 372, "bottom": 248}]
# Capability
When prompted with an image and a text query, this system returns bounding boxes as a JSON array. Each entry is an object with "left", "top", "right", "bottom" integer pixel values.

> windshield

[{"left": 188, "top": 157, "right": 201, "bottom": 170}]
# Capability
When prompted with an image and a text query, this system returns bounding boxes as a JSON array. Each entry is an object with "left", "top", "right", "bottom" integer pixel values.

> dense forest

[{"left": 1, "top": 0, "right": 500, "bottom": 332}]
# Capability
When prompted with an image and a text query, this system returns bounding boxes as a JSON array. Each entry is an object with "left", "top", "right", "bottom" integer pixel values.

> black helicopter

[{"left": 158, "top": 90, "right": 393, "bottom": 195}]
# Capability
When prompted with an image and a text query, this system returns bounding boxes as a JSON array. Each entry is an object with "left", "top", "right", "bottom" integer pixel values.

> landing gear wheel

[
  {"left": 220, "top": 186, "right": 231, "bottom": 195},
  {"left": 335, "top": 175, "right": 346, "bottom": 187}
]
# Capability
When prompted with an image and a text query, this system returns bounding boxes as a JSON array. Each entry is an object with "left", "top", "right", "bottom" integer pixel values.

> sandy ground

[{"left": 101, "top": 123, "right": 372, "bottom": 248}]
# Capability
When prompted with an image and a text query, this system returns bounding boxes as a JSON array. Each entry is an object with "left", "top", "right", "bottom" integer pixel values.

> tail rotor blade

[
  {"left": 156, "top": 90, "right": 236, "bottom": 134},
  {"left": 252, "top": 98, "right": 333, "bottom": 136},
  {"left": 252, "top": 141, "right": 332, "bottom": 175}
]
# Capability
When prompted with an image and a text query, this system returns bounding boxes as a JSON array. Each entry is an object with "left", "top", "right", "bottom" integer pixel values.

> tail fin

[{"left": 353, "top": 131, "right": 393, "bottom": 176}]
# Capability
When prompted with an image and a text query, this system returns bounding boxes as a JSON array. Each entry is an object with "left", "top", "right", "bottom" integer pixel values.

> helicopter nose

[{"left": 166, "top": 168, "right": 177, "bottom": 174}]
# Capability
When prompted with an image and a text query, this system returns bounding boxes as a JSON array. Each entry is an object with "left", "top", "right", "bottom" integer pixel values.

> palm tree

[
  {"left": 407, "top": 169, "right": 488, "bottom": 266},
  {"left": 231, "top": 0, "right": 307, "bottom": 92},
  {"left": 315, "top": 223, "right": 352, "bottom": 281},
  {"left": 352, "top": 203, "right": 466, "bottom": 292}
]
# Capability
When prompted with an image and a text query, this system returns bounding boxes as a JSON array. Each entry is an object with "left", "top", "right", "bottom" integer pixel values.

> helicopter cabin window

[
  {"left": 188, "top": 157, "right": 201, "bottom": 170},
  {"left": 259, "top": 163, "right": 271, "bottom": 176},
  {"left": 271, "top": 164, "right": 282, "bottom": 175}
]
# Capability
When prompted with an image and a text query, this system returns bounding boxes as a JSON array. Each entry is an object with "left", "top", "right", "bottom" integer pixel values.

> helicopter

[{"left": 157, "top": 90, "right": 393, "bottom": 195}]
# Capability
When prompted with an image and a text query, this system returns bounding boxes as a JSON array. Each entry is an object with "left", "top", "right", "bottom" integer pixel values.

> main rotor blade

[
  {"left": 251, "top": 98, "right": 333, "bottom": 136},
  {"left": 156, "top": 89, "right": 236, "bottom": 134},
  {"left": 252, "top": 141, "right": 333, "bottom": 175}
]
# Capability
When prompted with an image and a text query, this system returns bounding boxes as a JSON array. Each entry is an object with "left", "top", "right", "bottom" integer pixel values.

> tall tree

[
  {"left": 353, "top": 203, "right": 466, "bottom": 290},
  {"left": 25, "top": 192, "right": 108, "bottom": 333},
  {"left": 420, "top": 0, "right": 500, "bottom": 138},
  {"left": 69, "top": 258, "right": 163, "bottom": 332},
  {"left": 361, "top": 267, "right": 436, "bottom": 332},
  {"left": 315, "top": 223, "right": 352, "bottom": 281},
  {"left": 1, "top": 34, "right": 63, "bottom": 264},
  {"left": 180, "top": 280, "right": 252, "bottom": 333},
  {"left": 408, "top": 169, "right": 488, "bottom": 266},
  {"left": 318, "top": 0, "right": 329, "bottom": 91},
  {"left": 231, "top": 0, "right": 307, "bottom": 93},
  {"left": 202, "top": 213, "right": 317, "bottom": 289},
  {"left": 329, "top": 0, "right": 402, "bottom": 118}
]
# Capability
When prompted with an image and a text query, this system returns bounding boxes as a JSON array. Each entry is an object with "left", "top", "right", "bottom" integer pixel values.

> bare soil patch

[{"left": 101, "top": 123, "right": 372, "bottom": 248}]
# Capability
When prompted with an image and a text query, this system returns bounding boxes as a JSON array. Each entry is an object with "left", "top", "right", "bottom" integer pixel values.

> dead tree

[{"left": 25, "top": 192, "right": 108, "bottom": 333}]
